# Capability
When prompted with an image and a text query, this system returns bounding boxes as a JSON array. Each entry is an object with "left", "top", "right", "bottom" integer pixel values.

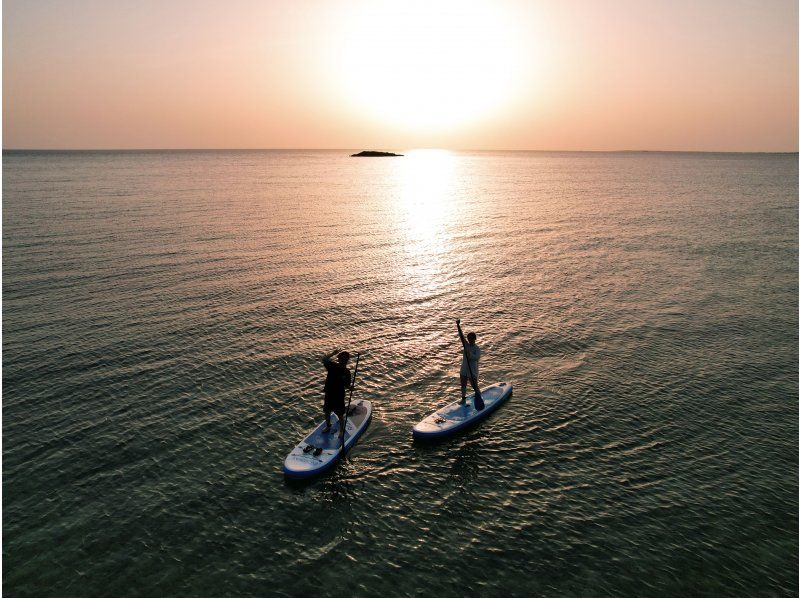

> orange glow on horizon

[{"left": 2, "top": 0, "right": 797, "bottom": 151}]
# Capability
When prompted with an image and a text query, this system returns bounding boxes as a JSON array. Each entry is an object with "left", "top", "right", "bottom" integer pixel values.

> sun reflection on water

[
  {"left": 386, "top": 149, "right": 463, "bottom": 308},
  {"left": 396, "top": 149, "right": 458, "bottom": 253}
]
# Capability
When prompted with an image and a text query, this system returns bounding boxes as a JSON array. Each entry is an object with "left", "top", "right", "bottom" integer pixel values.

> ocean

[{"left": 3, "top": 149, "right": 798, "bottom": 595}]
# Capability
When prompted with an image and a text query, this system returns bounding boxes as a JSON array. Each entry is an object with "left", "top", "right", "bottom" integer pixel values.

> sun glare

[
  {"left": 395, "top": 149, "right": 457, "bottom": 248},
  {"left": 333, "top": 0, "right": 528, "bottom": 131}
]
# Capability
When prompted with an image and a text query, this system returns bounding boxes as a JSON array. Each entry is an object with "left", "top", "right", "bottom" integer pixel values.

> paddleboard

[
  {"left": 283, "top": 399, "right": 373, "bottom": 479},
  {"left": 412, "top": 382, "right": 512, "bottom": 440}
]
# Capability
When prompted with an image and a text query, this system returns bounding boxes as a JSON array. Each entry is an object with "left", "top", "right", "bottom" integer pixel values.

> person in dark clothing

[{"left": 322, "top": 349, "right": 352, "bottom": 439}]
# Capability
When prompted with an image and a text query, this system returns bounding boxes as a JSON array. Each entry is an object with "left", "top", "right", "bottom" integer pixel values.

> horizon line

[{"left": 3, "top": 147, "right": 798, "bottom": 154}]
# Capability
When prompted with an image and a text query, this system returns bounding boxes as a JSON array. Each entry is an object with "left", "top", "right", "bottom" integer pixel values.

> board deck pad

[
  {"left": 412, "top": 382, "right": 512, "bottom": 439},
  {"left": 283, "top": 399, "right": 372, "bottom": 479}
]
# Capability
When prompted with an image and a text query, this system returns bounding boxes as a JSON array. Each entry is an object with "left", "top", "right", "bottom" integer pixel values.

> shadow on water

[
  {"left": 448, "top": 441, "right": 481, "bottom": 490},
  {"left": 282, "top": 458, "right": 367, "bottom": 503}
]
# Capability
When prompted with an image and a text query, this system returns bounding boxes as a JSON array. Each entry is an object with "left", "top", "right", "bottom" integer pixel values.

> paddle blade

[{"left": 473, "top": 386, "right": 485, "bottom": 411}]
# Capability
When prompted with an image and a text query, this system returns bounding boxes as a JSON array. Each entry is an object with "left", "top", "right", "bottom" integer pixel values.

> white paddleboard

[
  {"left": 412, "top": 382, "right": 512, "bottom": 440},
  {"left": 283, "top": 399, "right": 373, "bottom": 479}
]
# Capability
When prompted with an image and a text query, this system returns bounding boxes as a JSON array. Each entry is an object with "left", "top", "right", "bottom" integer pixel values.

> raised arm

[
  {"left": 456, "top": 319, "right": 467, "bottom": 347},
  {"left": 321, "top": 348, "right": 339, "bottom": 365}
]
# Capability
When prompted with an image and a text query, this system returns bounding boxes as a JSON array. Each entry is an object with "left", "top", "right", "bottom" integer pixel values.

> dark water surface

[{"left": 3, "top": 150, "right": 798, "bottom": 596}]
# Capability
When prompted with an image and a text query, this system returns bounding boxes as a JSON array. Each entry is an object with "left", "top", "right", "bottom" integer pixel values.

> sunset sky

[{"left": 3, "top": 0, "right": 798, "bottom": 151}]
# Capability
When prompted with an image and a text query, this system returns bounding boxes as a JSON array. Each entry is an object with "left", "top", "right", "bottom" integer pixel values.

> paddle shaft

[{"left": 340, "top": 352, "right": 360, "bottom": 454}]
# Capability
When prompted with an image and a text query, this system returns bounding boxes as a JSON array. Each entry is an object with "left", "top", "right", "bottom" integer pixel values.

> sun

[{"left": 332, "top": 0, "right": 529, "bottom": 131}]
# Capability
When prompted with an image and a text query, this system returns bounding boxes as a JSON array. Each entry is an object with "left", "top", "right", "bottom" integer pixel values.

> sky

[{"left": 3, "top": 0, "right": 798, "bottom": 151}]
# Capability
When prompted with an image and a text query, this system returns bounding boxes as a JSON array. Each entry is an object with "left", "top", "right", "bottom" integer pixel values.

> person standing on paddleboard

[
  {"left": 456, "top": 319, "right": 483, "bottom": 408},
  {"left": 322, "top": 349, "right": 352, "bottom": 440}
]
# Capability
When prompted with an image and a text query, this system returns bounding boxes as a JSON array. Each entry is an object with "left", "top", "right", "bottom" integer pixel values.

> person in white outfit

[{"left": 456, "top": 319, "right": 484, "bottom": 410}]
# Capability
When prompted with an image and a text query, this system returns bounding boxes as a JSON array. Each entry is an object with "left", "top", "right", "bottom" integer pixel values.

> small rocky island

[{"left": 350, "top": 150, "right": 403, "bottom": 157}]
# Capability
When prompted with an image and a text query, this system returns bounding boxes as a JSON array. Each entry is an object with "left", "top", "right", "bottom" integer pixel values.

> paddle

[
  {"left": 457, "top": 319, "right": 484, "bottom": 410},
  {"left": 340, "top": 351, "right": 361, "bottom": 456}
]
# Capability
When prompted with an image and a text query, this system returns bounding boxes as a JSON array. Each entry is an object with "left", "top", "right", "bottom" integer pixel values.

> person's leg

[
  {"left": 336, "top": 406, "right": 346, "bottom": 440},
  {"left": 323, "top": 401, "right": 332, "bottom": 431},
  {"left": 460, "top": 376, "right": 468, "bottom": 402}
]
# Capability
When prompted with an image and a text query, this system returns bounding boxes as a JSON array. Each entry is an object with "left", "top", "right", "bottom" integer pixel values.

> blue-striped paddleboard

[
  {"left": 283, "top": 399, "right": 373, "bottom": 479},
  {"left": 412, "top": 382, "right": 512, "bottom": 440}
]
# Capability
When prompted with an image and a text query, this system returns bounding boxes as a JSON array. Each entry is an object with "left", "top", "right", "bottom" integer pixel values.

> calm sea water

[{"left": 3, "top": 150, "right": 798, "bottom": 596}]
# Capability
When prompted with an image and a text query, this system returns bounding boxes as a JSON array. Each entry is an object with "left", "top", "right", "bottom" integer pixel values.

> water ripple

[{"left": 3, "top": 150, "right": 797, "bottom": 596}]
